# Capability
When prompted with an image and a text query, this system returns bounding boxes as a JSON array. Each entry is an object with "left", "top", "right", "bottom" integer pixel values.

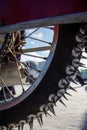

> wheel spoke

[
  {"left": 27, "top": 36, "right": 51, "bottom": 45},
  {"left": 27, "top": 65, "right": 41, "bottom": 73},
  {"left": 22, "top": 53, "right": 47, "bottom": 60},
  {"left": 16, "top": 61, "right": 25, "bottom": 92},
  {"left": 26, "top": 28, "right": 40, "bottom": 37},
  {"left": 0, "top": 76, "right": 14, "bottom": 99},
  {"left": 14, "top": 51, "right": 47, "bottom": 60},
  {"left": 22, "top": 46, "right": 51, "bottom": 53},
  {"left": 8, "top": 48, "right": 25, "bottom": 93}
]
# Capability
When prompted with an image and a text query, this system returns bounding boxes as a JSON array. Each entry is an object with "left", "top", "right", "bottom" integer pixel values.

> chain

[{"left": 0, "top": 33, "right": 13, "bottom": 62}]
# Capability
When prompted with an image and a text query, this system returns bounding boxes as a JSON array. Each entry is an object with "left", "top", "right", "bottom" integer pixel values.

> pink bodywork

[{"left": 0, "top": 0, "right": 87, "bottom": 25}]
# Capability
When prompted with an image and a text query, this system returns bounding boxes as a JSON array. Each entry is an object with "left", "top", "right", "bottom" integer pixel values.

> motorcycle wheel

[{"left": 0, "top": 23, "right": 85, "bottom": 129}]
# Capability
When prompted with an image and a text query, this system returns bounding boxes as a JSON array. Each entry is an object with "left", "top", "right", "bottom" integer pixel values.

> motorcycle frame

[{"left": 0, "top": 0, "right": 87, "bottom": 33}]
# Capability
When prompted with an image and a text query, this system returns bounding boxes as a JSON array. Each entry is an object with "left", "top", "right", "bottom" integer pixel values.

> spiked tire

[{"left": 0, "top": 23, "right": 85, "bottom": 129}]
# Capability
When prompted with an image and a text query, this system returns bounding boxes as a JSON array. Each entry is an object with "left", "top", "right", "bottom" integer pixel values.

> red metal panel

[{"left": 0, "top": 0, "right": 87, "bottom": 25}]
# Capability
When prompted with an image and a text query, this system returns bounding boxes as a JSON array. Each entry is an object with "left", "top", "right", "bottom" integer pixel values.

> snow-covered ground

[{"left": 23, "top": 83, "right": 87, "bottom": 130}]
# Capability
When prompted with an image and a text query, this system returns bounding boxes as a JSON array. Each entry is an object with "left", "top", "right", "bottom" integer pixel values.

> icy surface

[{"left": 14, "top": 83, "right": 87, "bottom": 130}]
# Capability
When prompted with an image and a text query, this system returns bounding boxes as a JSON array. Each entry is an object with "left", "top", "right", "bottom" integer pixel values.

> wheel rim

[{"left": 0, "top": 25, "right": 59, "bottom": 110}]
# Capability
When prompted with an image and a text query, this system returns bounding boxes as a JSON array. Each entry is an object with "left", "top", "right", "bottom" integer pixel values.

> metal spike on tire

[
  {"left": 68, "top": 85, "right": 77, "bottom": 92},
  {"left": 62, "top": 94, "right": 68, "bottom": 100},
  {"left": 39, "top": 105, "right": 50, "bottom": 117},
  {"left": 52, "top": 96, "right": 58, "bottom": 106},
  {"left": 27, "top": 115, "right": 35, "bottom": 130},
  {"left": 39, "top": 114, "right": 43, "bottom": 126},
  {"left": 37, "top": 118, "right": 42, "bottom": 127},
  {"left": 21, "top": 123, "right": 24, "bottom": 130},
  {"left": 29, "top": 118, "right": 33, "bottom": 130},
  {"left": 59, "top": 99, "right": 66, "bottom": 107},
  {"left": 72, "top": 58, "right": 87, "bottom": 68},
  {"left": 44, "top": 110, "right": 50, "bottom": 117},
  {"left": 78, "top": 62, "right": 86, "bottom": 68},
  {"left": 37, "top": 115, "right": 43, "bottom": 127},
  {"left": 65, "top": 91, "right": 72, "bottom": 97},
  {"left": 18, "top": 125, "right": 21, "bottom": 130},
  {"left": 19, "top": 120, "right": 25, "bottom": 130},
  {"left": 36, "top": 112, "right": 44, "bottom": 126},
  {"left": 36, "top": 112, "right": 43, "bottom": 127},
  {"left": 66, "top": 76, "right": 78, "bottom": 85},
  {"left": 69, "top": 78, "right": 78, "bottom": 85},
  {"left": 48, "top": 103, "right": 56, "bottom": 116},
  {"left": 53, "top": 99, "right": 57, "bottom": 106}
]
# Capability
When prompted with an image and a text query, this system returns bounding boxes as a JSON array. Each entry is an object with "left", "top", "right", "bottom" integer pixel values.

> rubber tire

[{"left": 0, "top": 24, "right": 82, "bottom": 126}]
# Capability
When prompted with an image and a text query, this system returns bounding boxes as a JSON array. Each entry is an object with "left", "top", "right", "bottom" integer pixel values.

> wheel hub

[{"left": 0, "top": 63, "right": 21, "bottom": 87}]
